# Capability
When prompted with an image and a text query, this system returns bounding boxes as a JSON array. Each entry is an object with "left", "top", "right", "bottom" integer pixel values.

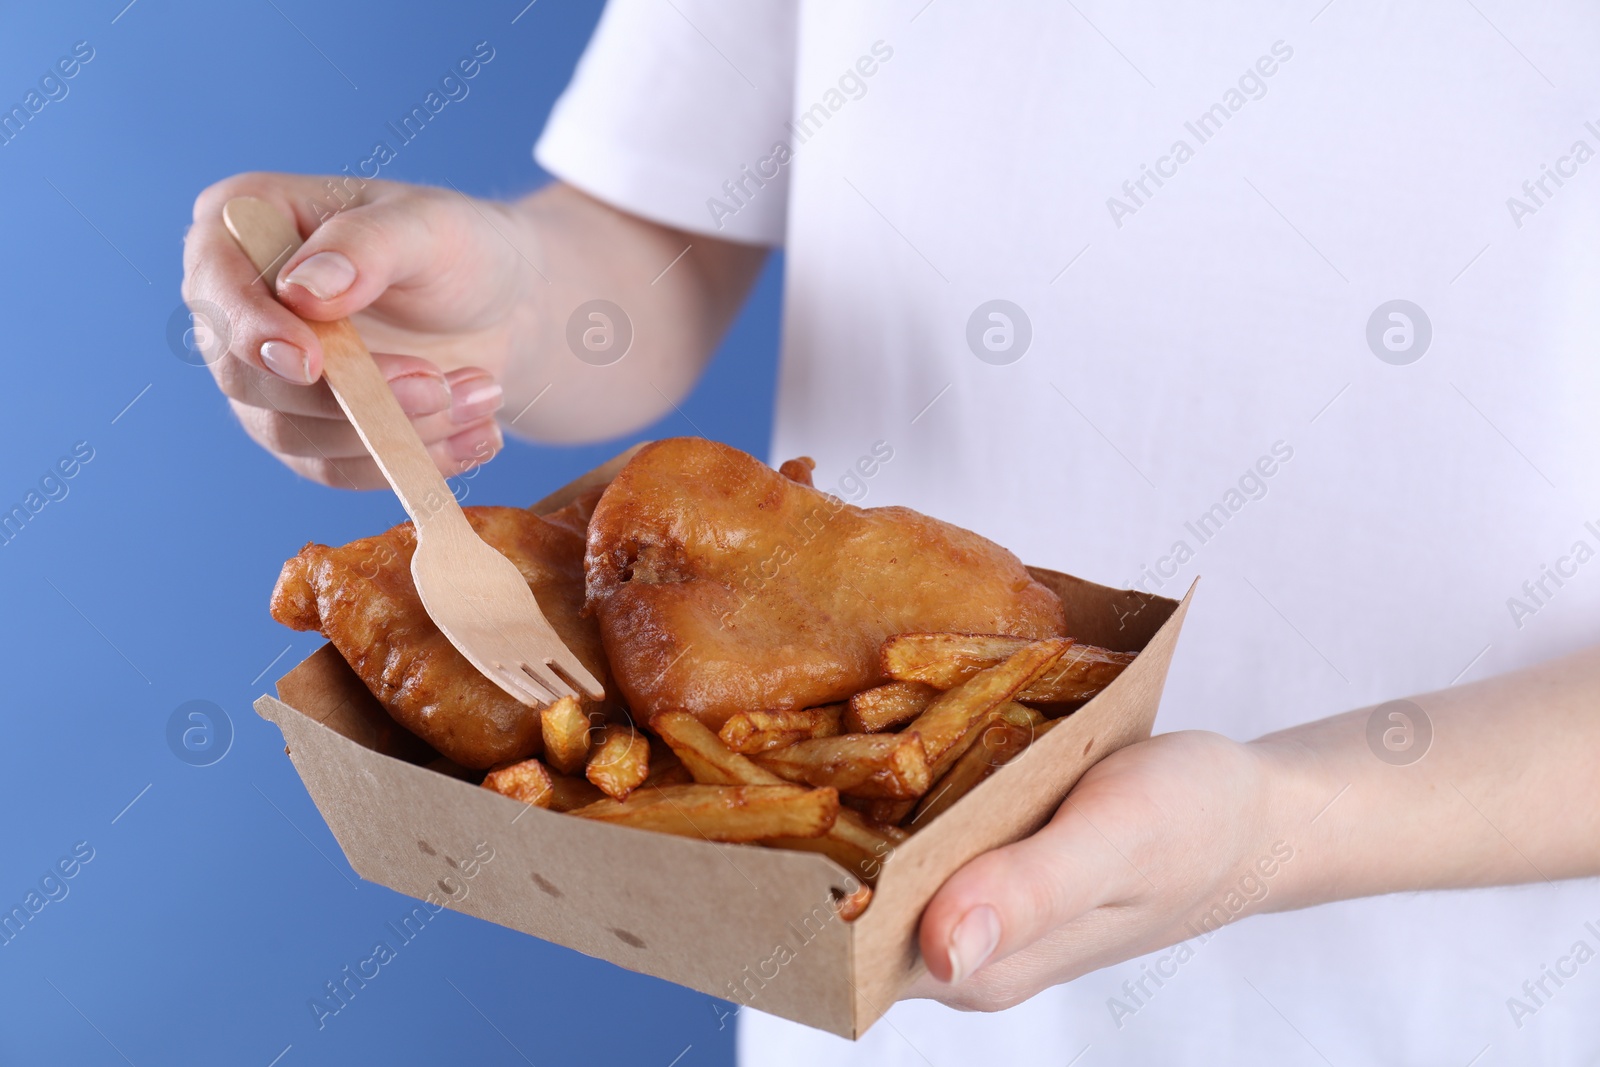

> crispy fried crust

[
  {"left": 777, "top": 456, "right": 816, "bottom": 486},
  {"left": 584, "top": 438, "right": 1067, "bottom": 725},
  {"left": 269, "top": 498, "right": 610, "bottom": 769}
]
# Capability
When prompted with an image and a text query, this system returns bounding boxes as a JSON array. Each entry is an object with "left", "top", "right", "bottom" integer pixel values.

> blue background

[{"left": 0, "top": 2, "right": 780, "bottom": 1063}]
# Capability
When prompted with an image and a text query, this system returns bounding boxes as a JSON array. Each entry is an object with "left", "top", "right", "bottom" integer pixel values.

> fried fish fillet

[
  {"left": 584, "top": 438, "right": 1067, "bottom": 725},
  {"left": 270, "top": 493, "right": 610, "bottom": 769}
]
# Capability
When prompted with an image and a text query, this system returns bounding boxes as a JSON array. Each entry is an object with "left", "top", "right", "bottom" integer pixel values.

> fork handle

[
  {"left": 308, "top": 317, "right": 478, "bottom": 538},
  {"left": 222, "top": 197, "right": 476, "bottom": 542}
]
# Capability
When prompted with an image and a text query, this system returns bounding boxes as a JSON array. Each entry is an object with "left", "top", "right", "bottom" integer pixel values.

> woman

[{"left": 183, "top": 3, "right": 1600, "bottom": 1062}]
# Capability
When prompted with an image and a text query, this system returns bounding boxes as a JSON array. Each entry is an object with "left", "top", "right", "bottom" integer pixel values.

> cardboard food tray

[{"left": 253, "top": 448, "right": 1195, "bottom": 1039}]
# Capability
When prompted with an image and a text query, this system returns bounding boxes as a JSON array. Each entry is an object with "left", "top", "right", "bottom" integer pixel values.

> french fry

[
  {"left": 586, "top": 723, "right": 651, "bottom": 800},
  {"left": 719, "top": 705, "right": 844, "bottom": 754},
  {"left": 881, "top": 632, "right": 1134, "bottom": 703},
  {"left": 547, "top": 773, "right": 607, "bottom": 812},
  {"left": 481, "top": 758, "right": 553, "bottom": 807},
  {"left": 856, "top": 642, "right": 1071, "bottom": 827},
  {"left": 767, "top": 809, "right": 905, "bottom": 884},
  {"left": 864, "top": 797, "right": 914, "bottom": 827},
  {"left": 844, "top": 682, "right": 939, "bottom": 733},
  {"left": 570, "top": 783, "right": 839, "bottom": 842},
  {"left": 902, "top": 637, "right": 1073, "bottom": 776},
  {"left": 909, "top": 703, "right": 1047, "bottom": 826},
  {"left": 834, "top": 884, "right": 873, "bottom": 922},
  {"left": 653, "top": 711, "right": 904, "bottom": 882},
  {"left": 752, "top": 732, "right": 931, "bottom": 800},
  {"left": 642, "top": 747, "right": 694, "bottom": 788},
  {"left": 651, "top": 711, "right": 786, "bottom": 786},
  {"left": 541, "top": 695, "right": 595, "bottom": 776}
]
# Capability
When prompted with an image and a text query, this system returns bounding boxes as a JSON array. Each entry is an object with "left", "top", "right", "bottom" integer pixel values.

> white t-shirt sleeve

[{"left": 535, "top": 0, "right": 796, "bottom": 246}]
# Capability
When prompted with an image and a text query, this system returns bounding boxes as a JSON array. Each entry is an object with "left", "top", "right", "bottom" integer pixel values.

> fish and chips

[{"left": 271, "top": 438, "right": 1135, "bottom": 918}]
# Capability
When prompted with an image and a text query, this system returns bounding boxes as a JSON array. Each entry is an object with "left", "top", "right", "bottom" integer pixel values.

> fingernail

[
  {"left": 260, "top": 340, "right": 312, "bottom": 384},
  {"left": 945, "top": 905, "right": 1001, "bottom": 985},
  {"left": 388, "top": 371, "right": 452, "bottom": 416},
  {"left": 281, "top": 251, "right": 356, "bottom": 300},
  {"left": 450, "top": 376, "right": 504, "bottom": 425},
  {"left": 448, "top": 421, "right": 502, "bottom": 465}
]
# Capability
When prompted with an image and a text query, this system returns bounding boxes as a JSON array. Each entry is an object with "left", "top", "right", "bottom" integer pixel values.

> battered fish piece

[
  {"left": 585, "top": 438, "right": 1066, "bottom": 725},
  {"left": 271, "top": 494, "right": 610, "bottom": 769}
]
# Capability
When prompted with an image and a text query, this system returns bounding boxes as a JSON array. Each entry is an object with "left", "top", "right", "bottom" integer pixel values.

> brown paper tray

[{"left": 253, "top": 449, "right": 1194, "bottom": 1038}]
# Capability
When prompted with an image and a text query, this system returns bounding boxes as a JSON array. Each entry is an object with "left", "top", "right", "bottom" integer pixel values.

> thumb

[
  {"left": 275, "top": 195, "right": 443, "bottom": 321},
  {"left": 917, "top": 798, "right": 1135, "bottom": 985}
]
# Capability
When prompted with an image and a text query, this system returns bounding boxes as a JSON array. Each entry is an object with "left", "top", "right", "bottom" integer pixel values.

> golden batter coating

[
  {"left": 270, "top": 495, "right": 609, "bottom": 769},
  {"left": 584, "top": 438, "right": 1066, "bottom": 726}
]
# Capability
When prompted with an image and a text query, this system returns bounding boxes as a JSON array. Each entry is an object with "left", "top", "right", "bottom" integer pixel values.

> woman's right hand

[{"left": 182, "top": 172, "right": 538, "bottom": 488}]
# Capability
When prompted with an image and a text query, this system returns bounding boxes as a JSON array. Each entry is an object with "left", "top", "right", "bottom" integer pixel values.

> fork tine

[
  {"left": 515, "top": 662, "right": 564, "bottom": 705},
  {"left": 490, "top": 654, "right": 559, "bottom": 705},
  {"left": 418, "top": 560, "right": 593, "bottom": 706},
  {"left": 542, "top": 658, "right": 603, "bottom": 703},
  {"left": 469, "top": 641, "right": 561, "bottom": 706}
]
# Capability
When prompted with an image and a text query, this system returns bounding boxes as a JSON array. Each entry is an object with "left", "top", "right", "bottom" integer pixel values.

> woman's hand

[
  {"left": 909, "top": 643, "right": 1600, "bottom": 1011},
  {"left": 908, "top": 731, "right": 1297, "bottom": 1011},
  {"left": 181, "top": 172, "right": 768, "bottom": 490},
  {"left": 182, "top": 172, "right": 534, "bottom": 489}
]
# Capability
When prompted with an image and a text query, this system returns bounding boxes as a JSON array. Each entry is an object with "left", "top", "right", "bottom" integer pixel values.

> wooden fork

[{"left": 223, "top": 196, "right": 603, "bottom": 707}]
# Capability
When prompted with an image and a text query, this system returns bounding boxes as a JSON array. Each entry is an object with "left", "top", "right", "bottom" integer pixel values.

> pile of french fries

[{"left": 480, "top": 633, "right": 1134, "bottom": 920}]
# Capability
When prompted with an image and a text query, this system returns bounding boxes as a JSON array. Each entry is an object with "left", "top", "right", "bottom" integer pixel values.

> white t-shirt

[{"left": 537, "top": 3, "right": 1600, "bottom": 1063}]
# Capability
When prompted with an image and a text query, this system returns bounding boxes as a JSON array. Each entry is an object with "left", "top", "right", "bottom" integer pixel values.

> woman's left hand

[{"left": 906, "top": 730, "right": 1299, "bottom": 1010}]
